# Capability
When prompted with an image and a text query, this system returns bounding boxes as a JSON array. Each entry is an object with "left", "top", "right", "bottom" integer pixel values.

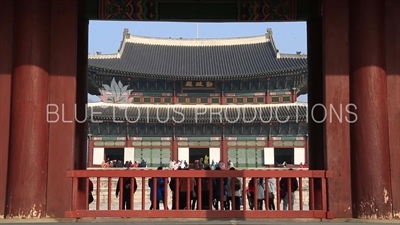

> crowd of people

[
  {"left": 89, "top": 160, "right": 299, "bottom": 211},
  {"left": 101, "top": 159, "right": 148, "bottom": 168}
]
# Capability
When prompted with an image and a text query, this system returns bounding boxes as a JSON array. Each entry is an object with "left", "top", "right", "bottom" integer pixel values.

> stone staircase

[{"left": 90, "top": 176, "right": 310, "bottom": 207}]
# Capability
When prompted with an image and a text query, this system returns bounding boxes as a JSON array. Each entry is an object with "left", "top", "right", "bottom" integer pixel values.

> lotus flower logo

[{"left": 99, "top": 78, "right": 133, "bottom": 103}]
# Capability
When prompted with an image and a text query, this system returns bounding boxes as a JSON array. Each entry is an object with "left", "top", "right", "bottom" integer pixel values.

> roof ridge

[
  {"left": 128, "top": 34, "right": 268, "bottom": 41},
  {"left": 124, "top": 34, "right": 270, "bottom": 47}
]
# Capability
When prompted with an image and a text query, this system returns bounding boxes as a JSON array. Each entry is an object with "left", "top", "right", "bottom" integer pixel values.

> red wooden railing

[{"left": 65, "top": 169, "right": 331, "bottom": 219}]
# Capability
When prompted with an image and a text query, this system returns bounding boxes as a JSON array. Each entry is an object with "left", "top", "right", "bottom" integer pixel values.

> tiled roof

[
  {"left": 87, "top": 102, "right": 307, "bottom": 123},
  {"left": 88, "top": 29, "right": 308, "bottom": 80}
]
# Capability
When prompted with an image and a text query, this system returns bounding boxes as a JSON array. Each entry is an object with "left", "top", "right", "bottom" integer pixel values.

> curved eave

[{"left": 88, "top": 65, "right": 308, "bottom": 81}]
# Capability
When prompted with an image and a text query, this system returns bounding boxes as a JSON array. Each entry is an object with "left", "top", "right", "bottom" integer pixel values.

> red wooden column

[
  {"left": 172, "top": 138, "right": 178, "bottom": 161},
  {"left": 306, "top": 0, "right": 324, "bottom": 210},
  {"left": 221, "top": 137, "right": 228, "bottom": 165},
  {"left": 385, "top": 0, "right": 400, "bottom": 218},
  {"left": 126, "top": 137, "right": 133, "bottom": 147},
  {"left": 349, "top": 0, "right": 393, "bottom": 218},
  {"left": 75, "top": 0, "right": 90, "bottom": 210},
  {"left": 323, "top": 0, "right": 352, "bottom": 218},
  {"left": 47, "top": 0, "right": 79, "bottom": 217},
  {"left": 6, "top": 0, "right": 51, "bottom": 218},
  {"left": 304, "top": 136, "right": 309, "bottom": 166},
  {"left": 0, "top": 0, "right": 13, "bottom": 218},
  {"left": 88, "top": 140, "right": 95, "bottom": 167}
]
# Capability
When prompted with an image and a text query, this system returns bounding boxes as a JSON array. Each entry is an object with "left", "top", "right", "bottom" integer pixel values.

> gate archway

[{"left": 0, "top": 0, "right": 399, "bottom": 220}]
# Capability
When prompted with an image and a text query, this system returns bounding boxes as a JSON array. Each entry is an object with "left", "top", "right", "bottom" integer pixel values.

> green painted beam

[
  {"left": 92, "top": 136, "right": 125, "bottom": 141},
  {"left": 185, "top": 137, "right": 215, "bottom": 141}
]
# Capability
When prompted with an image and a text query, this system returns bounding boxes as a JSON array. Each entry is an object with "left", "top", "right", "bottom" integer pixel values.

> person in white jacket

[
  {"left": 226, "top": 167, "right": 242, "bottom": 210},
  {"left": 267, "top": 178, "right": 276, "bottom": 210},
  {"left": 256, "top": 178, "right": 265, "bottom": 210}
]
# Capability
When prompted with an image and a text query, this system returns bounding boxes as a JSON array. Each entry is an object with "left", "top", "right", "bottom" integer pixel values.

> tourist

[
  {"left": 246, "top": 187, "right": 252, "bottom": 210},
  {"left": 156, "top": 167, "right": 169, "bottom": 210},
  {"left": 267, "top": 177, "right": 276, "bottom": 210},
  {"left": 179, "top": 169, "right": 196, "bottom": 209},
  {"left": 88, "top": 179, "right": 94, "bottom": 205},
  {"left": 212, "top": 166, "right": 227, "bottom": 210},
  {"left": 279, "top": 168, "right": 298, "bottom": 210},
  {"left": 169, "top": 160, "right": 175, "bottom": 169},
  {"left": 116, "top": 160, "right": 123, "bottom": 167},
  {"left": 204, "top": 155, "right": 209, "bottom": 165},
  {"left": 226, "top": 167, "right": 242, "bottom": 210},
  {"left": 247, "top": 178, "right": 255, "bottom": 210},
  {"left": 139, "top": 159, "right": 147, "bottom": 168},
  {"left": 191, "top": 167, "right": 199, "bottom": 210},
  {"left": 169, "top": 167, "right": 181, "bottom": 209},
  {"left": 218, "top": 161, "right": 225, "bottom": 170},
  {"left": 247, "top": 178, "right": 266, "bottom": 210},
  {"left": 130, "top": 161, "right": 138, "bottom": 168},
  {"left": 200, "top": 166, "right": 212, "bottom": 209},
  {"left": 194, "top": 159, "right": 200, "bottom": 170},
  {"left": 115, "top": 167, "right": 138, "bottom": 210},
  {"left": 256, "top": 178, "right": 265, "bottom": 210},
  {"left": 227, "top": 160, "right": 232, "bottom": 168},
  {"left": 148, "top": 172, "right": 164, "bottom": 210}
]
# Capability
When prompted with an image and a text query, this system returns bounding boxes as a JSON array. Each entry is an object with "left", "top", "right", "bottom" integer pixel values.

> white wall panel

[
  {"left": 93, "top": 148, "right": 105, "bottom": 165},
  {"left": 124, "top": 147, "right": 135, "bottom": 162},
  {"left": 294, "top": 148, "right": 305, "bottom": 165},
  {"left": 178, "top": 147, "right": 189, "bottom": 162},
  {"left": 209, "top": 148, "right": 220, "bottom": 163},
  {"left": 263, "top": 147, "right": 274, "bottom": 165}
]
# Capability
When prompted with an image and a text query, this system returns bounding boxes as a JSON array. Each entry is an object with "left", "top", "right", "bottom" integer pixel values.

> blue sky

[{"left": 88, "top": 21, "right": 307, "bottom": 102}]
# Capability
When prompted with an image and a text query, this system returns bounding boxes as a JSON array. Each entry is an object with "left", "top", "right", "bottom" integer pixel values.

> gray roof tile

[{"left": 88, "top": 32, "right": 307, "bottom": 80}]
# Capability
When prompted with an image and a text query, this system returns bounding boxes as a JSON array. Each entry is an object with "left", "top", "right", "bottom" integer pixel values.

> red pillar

[
  {"left": 172, "top": 139, "right": 178, "bottom": 161},
  {"left": 88, "top": 140, "right": 95, "bottom": 167},
  {"left": 323, "top": 0, "right": 352, "bottom": 218},
  {"left": 221, "top": 138, "right": 228, "bottom": 165},
  {"left": 0, "top": 0, "right": 13, "bottom": 218},
  {"left": 126, "top": 138, "right": 132, "bottom": 147},
  {"left": 350, "top": 0, "right": 392, "bottom": 218},
  {"left": 265, "top": 92, "right": 270, "bottom": 104},
  {"left": 47, "top": 0, "right": 79, "bottom": 217},
  {"left": 304, "top": 136, "right": 309, "bottom": 166},
  {"left": 385, "top": 0, "right": 400, "bottom": 218},
  {"left": 75, "top": 0, "right": 89, "bottom": 210},
  {"left": 306, "top": 0, "right": 324, "bottom": 210},
  {"left": 265, "top": 78, "right": 270, "bottom": 104},
  {"left": 291, "top": 90, "right": 296, "bottom": 103},
  {"left": 6, "top": 0, "right": 51, "bottom": 218}
]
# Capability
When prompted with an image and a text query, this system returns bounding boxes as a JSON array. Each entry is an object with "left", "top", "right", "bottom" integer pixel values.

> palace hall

[{"left": 86, "top": 28, "right": 309, "bottom": 168}]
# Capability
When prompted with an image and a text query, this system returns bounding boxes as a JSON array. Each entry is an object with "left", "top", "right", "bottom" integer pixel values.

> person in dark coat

[
  {"left": 116, "top": 167, "right": 138, "bottom": 210},
  {"left": 200, "top": 166, "right": 212, "bottom": 209},
  {"left": 279, "top": 168, "right": 298, "bottom": 210},
  {"left": 212, "top": 167, "right": 227, "bottom": 210},
  {"left": 88, "top": 179, "right": 94, "bottom": 204},
  {"left": 156, "top": 166, "right": 169, "bottom": 209},
  {"left": 149, "top": 176, "right": 164, "bottom": 210}
]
